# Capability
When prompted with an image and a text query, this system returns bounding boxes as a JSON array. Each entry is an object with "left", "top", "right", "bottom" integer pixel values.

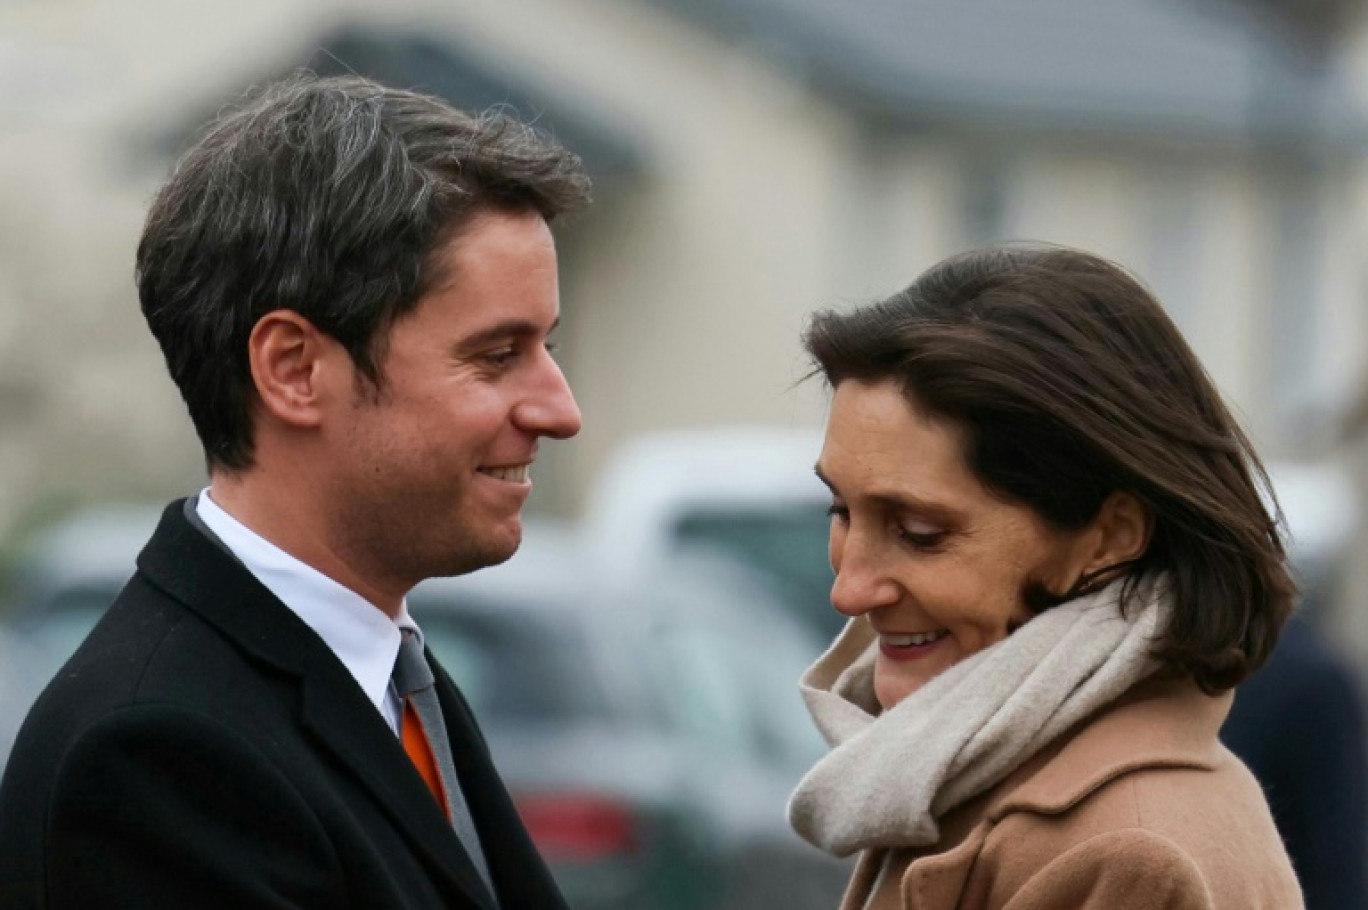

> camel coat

[{"left": 840, "top": 675, "right": 1302, "bottom": 910}]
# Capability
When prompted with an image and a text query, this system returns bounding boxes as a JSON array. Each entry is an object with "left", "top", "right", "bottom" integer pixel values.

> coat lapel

[
  {"left": 430, "top": 658, "right": 569, "bottom": 910},
  {"left": 900, "top": 836, "right": 986, "bottom": 910},
  {"left": 297, "top": 671, "right": 499, "bottom": 909},
  {"left": 135, "top": 500, "right": 499, "bottom": 909}
]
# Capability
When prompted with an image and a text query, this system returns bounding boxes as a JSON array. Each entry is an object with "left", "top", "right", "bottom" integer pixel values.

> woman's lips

[{"left": 878, "top": 629, "right": 950, "bottom": 662}]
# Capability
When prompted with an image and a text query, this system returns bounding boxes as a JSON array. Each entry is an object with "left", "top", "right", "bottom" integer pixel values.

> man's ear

[
  {"left": 1078, "top": 491, "right": 1154, "bottom": 578},
  {"left": 247, "top": 310, "right": 341, "bottom": 429}
]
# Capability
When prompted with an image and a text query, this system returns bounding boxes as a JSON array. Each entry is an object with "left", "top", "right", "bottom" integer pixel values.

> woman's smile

[{"left": 877, "top": 629, "right": 950, "bottom": 661}]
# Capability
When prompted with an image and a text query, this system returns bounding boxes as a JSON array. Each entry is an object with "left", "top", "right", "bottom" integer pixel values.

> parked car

[
  {"left": 0, "top": 503, "right": 163, "bottom": 751},
  {"left": 410, "top": 525, "right": 849, "bottom": 910},
  {"left": 0, "top": 624, "right": 35, "bottom": 768},
  {"left": 582, "top": 427, "right": 841, "bottom": 639}
]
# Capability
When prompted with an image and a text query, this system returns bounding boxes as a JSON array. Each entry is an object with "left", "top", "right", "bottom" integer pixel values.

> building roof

[
  {"left": 154, "top": 22, "right": 646, "bottom": 179},
  {"left": 308, "top": 25, "right": 646, "bottom": 177},
  {"left": 652, "top": 0, "right": 1368, "bottom": 149}
]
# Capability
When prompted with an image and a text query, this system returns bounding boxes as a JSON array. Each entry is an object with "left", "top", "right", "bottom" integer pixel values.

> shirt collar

[{"left": 194, "top": 489, "right": 417, "bottom": 717}]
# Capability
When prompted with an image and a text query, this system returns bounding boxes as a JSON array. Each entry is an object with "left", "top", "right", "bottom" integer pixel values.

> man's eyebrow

[{"left": 455, "top": 317, "right": 560, "bottom": 352}]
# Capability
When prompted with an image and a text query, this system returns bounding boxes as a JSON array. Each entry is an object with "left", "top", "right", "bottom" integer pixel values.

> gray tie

[{"left": 392, "top": 630, "right": 498, "bottom": 903}]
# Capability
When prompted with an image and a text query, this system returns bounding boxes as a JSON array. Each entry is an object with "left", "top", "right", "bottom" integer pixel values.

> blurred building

[{"left": 3, "top": 0, "right": 1368, "bottom": 627}]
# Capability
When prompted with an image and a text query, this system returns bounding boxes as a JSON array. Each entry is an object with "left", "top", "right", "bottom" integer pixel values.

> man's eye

[{"left": 485, "top": 348, "right": 518, "bottom": 367}]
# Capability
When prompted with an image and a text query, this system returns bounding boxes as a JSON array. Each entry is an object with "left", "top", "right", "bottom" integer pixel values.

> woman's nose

[{"left": 829, "top": 537, "right": 900, "bottom": 618}]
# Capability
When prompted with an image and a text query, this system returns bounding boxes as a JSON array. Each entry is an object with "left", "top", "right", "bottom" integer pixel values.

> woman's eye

[
  {"left": 826, "top": 503, "right": 850, "bottom": 523},
  {"left": 897, "top": 524, "right": 945, "bottom": 551}
]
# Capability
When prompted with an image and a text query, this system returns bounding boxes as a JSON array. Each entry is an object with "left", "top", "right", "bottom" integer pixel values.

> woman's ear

[{"left": 1081, "top": 491, "right": 1154, "bottom": 576}]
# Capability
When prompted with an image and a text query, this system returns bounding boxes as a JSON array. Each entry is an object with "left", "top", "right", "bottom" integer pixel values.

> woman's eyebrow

[
  {"left": 815, "top": 464, "right": 961, "bottom": 523},
  {"left": 868, "top": 492, "right": 961, "bottom": 525}
]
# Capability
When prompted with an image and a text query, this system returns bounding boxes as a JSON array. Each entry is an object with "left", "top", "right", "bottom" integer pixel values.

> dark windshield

[{"left": 671, "top": 504, "right": 841, "bottom": 638}]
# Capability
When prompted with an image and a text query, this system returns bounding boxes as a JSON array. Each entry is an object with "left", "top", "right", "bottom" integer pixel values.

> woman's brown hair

[{"left": 804, "top": 245, "right": 1295, "bottom": 693}]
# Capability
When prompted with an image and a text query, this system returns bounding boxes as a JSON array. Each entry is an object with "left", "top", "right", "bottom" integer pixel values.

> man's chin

[
  {"left": 430, "top": 521, "right": 523, "bottom": 578},
  {"left": 474, "top": 537, "right": 520, "bottom": 570}
]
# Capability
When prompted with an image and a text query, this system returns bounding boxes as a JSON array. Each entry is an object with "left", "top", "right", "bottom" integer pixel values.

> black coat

[
  {"left": 0, "top": 499, "right": 568, "bottom": 910},
  {"left": 1221, "top": 614, "right": 1368, "bottom": 910}
]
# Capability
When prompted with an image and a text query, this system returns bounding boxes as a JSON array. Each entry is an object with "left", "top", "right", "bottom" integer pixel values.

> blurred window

[
  {"left": 962, "top": 154, "right": 1012, "bottom": 245},
  {"left": 37, "top": 586, "right": 121, "bottom": 613},
  {"left": 21, "top": 608, "right": 105, "bottom": 670},
  {"left": 1141, "top": 163, "right": 1202, "bottom": 336},
  {"left": 412, "top": 602, "right": 610, "bottom": 725},
  {"left": 672, "top": 505, "right": 840, "bottom": 638},
  {"left": 13, "top": 586, "right": 122, "bottom": 685}
]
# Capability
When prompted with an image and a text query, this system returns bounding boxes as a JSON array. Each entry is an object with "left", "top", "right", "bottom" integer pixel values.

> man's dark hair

[
  {"left": 137, "top": 73, "right": 591, "bottom": 471},
  {"left": 804, "top": 245, "right": 1295, "bottom": 693}
]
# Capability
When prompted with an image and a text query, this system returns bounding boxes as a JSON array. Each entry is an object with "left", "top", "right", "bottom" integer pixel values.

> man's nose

[{"left": 517, "top": 350, "right": 582, "bottom": 439}]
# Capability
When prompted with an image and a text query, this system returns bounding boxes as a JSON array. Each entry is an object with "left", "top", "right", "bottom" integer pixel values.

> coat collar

[
  {"left": 984, "top": 672, "right": 1230, "bottom": 820},
  {"left": 135, "top": 499, "right": 500, "bottom": 909},
  {"left": 891, "top": 673, "right": 1232, "bottom": 910}
]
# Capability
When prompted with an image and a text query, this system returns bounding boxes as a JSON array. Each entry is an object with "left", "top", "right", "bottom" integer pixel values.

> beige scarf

[{"left": 787, "top": 577, "right": 1169, "bottom": 857}]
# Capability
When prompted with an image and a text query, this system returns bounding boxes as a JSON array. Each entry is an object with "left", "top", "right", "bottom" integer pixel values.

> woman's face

[{"left": 817, "top": 380, "right": 1098, "bottom": 710}]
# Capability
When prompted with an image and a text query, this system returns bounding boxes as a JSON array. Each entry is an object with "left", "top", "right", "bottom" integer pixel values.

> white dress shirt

[{"left": 195, "top": 490, "right": 417, "bottom": 735}]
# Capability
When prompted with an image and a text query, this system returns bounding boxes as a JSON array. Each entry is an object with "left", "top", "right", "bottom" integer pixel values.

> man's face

[{"left": 325, "top": 210, "right": 580, "bottom": 591}]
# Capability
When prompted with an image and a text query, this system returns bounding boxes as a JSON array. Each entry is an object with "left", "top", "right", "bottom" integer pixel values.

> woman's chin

[
  {"left": 874, "top": 648, "right": 960, "bottom": 710},
  {"left": 875, "top": 672, "right": 930, "bottom": 711}
]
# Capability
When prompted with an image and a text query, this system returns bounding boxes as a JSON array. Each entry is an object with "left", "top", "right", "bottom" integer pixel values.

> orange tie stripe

[{"left": 401, "top": 698, "right": 451, "bottom": 821}]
